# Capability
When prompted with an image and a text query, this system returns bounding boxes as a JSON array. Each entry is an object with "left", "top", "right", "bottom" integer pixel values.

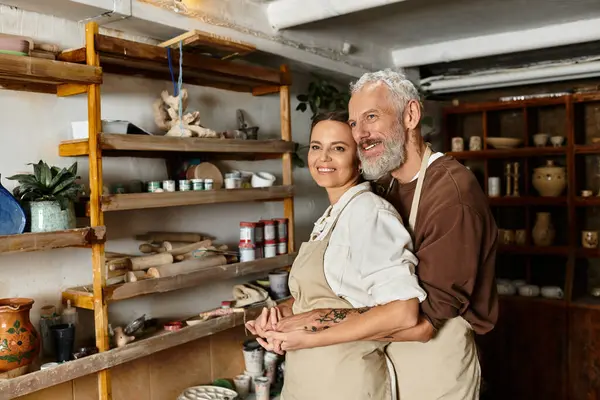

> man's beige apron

[
  {"left": 385, "top": 146, "right": 481, "bottom": 400},
  {"left": 282, "top": 189, "right": 392, "bottom": 400}
]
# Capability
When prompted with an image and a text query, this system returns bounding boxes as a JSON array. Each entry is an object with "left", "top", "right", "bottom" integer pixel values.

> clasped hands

[{"left": 245, "top": 306, "right": 320, "bottom": 355}]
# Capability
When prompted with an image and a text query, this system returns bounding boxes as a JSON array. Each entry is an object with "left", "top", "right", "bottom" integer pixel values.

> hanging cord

[
  {"left": 167, "top": 48, "right": 178, "bottom": 96},
  {"left": 178, "top": 40, "right": 184, "bottom": 137}
]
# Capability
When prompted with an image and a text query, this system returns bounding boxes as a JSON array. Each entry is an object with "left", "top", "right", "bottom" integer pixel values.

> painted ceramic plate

[
  {"left": 0, "top": 179, "right": 26, "bottom": 235},
  {"left": 177, "top": 385, "right": 238, "bottom": 400}
]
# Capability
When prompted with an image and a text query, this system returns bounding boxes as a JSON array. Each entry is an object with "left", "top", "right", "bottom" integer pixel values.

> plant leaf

[
  {"left": 40, "top": 162, "right": 52, "bottom": 187},
  {"left": 52, "top": 176, "right": 77, "bottom": 195},
  {"left": 315, "top": 96, "right": 321, "bottom": 108},
  {"left": 48, "top": 168, "right": 70, "bottom": 189},
  {"left": 297, "top": 94, "right": 308, "bottom": 102},
  {"left": 296, "top": 103, "right": 307, "bottom": 112},
  {"left": 29, "top": 161, "right": 42, "bottom": 182},
  {"left": 6, "top": 174, "right": 34, "bottom": 183},
  {"left": 68, "top": 162, "right": 78, "bottom": 176}
]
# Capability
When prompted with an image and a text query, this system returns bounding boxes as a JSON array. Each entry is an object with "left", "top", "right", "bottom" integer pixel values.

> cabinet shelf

[
  {"left": 63, "top": 252, "right": 297, "bottom": 309},
  {"left": 488, "top": 196, "right": 567, "bottom": 206},
  {"left": 100, "top": 186, "right": 293, "bottom": 212},
  {"left": 574, "top": 196, "right": 600, "bottom": 206},
  {"left": 0, "top": 302, "right": 271, "bottom": 400},
  {"left": 448, "top": 147, "right": 566, "bottom": 160},
  {"left": 498, "top": 245, "right": 570, "bottom": 256},
  {"left": 0, "top": 52, "right": 101, "bottom": 94},
  {"left": 0, "top": 227, "right": 105, "bottom": 255},
  {"left": 499, "top": 294, "right": 567, "bottom": 307},
  {"left": 59, "top": 134, "right": 296, "bottom": 160}
]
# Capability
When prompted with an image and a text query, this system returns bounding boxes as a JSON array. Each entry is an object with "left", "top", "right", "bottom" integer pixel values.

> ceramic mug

[
  {"left": 469, "top": 136, "right": 482, "bottom": 151},
  {"left": 499, "top": 229, "right": 515, "bottom": 245},
  {"left": 488, "top": 177, "right": 501, "bottom": 198},
  {"left": 541, "top": 286, "right": 564, "bottom": 299},
  {"left": 515, "top": 229, "right": 527, "bottom": 245},
  {"left": 519, "top": 284, "right": 540, "bottom": 297},
  {"left": 512, "top": 279, "right": 527, "bottom": 288},
  {"left": 582, "top": 230, "right": 599, "bottom": 248},
  {"left": 591, "top": 287, "right": 600, "bottom": 297},
  {"left": 581, "top": 190, "right": 594, "bottom": 198},
  {"left": 550, "top": 136, "right": 565, "bottom": 147},
  {"left": 233, "top": 375, "right": 251, "bottom": 399},
  {"left": 533, "top": 133, "right": 549, "bottom": 147},
  {"left": 451, "top": 137, "right": 464, "bottom": 152},
  {"left": 497, "top": 281, "right": 516, "bottom": 296}
]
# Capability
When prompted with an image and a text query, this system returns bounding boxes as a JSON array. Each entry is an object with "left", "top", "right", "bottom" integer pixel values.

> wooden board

[
  {"left": 158, "top": 30, "right": 255, "bottom": 60},
  {"left": 0, "top": 226, "right": 105, "bottom": 255},
  {"left": 59, "top": 134, "right": 296, "bottom": 157},
  {"left": 447, "top": 146, "right": 567, "bottom": 160},
  {"left": 101, "top": 185, "right": 294, "bottom": 212},
  {"left": 487, "top": 196, "right": 568, "bottom": 206},
  {"left": 62, "top": 287, "right": 94, "bottom": 310},
  {"left": 0, "top": 303, "right": 270, "bottom": 400},
  {"left": 103, "top": 252, "right": 297, "bottom": 302},
  {"left": 0, "top": 52, "right": 101, "bottom": 88}
]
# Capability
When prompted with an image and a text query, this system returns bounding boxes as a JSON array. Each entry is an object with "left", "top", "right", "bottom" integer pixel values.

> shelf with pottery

[
  {"left": 57, "top": 33, "right": 288, "bottom": 93},
  {"left": 498, "top": 245, "right": 570, "bottom": 256},
  {"left": 0, "top": 226, "right": 106, "bottom": 255},
  {"left": 59, "top": 133, "right": 296, "bottom": 160},
  {"left": 499, "top": 294, "right": 567, "bottom": 307},
  {"left": 62, "top": 252, "right": 298, "bottom": 309},
  {"left": 0, "top": 301, "right": 271, "bottom": 400},
  {"left": 488, "top": 196, "right": 568, "bottom": 206},
  {"left": 0, "top": 51, "right": 101, "bottom": 95},
  {"left": 98, "top": 186, "right": 294, "bottom": 212},
  {"left": 447, "top": 146, "right": 567, "bottom": 160}
]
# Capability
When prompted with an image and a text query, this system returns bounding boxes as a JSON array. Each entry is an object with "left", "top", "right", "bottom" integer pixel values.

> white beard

[{"left": 358, "top": 127, "right": 406, "bottom": 180}]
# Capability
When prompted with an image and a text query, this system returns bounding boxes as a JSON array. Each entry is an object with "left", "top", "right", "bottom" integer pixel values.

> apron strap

[
  {"left": 408, "top": 145, "right": 432, "bottom": 232},
  {"left": 323, "top": 188, "right": 370, "bottom": 240}
]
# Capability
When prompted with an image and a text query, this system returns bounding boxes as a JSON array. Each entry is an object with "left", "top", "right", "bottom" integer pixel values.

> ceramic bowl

[
  {"left": 486, "top": 137, "right": 523, "bottom": 149},
  {"left": 550, "top": 136, "right": 565, "bottom": 147},
  {"left": 533, "top": 133, "right": 549, "bottom": 147},
  {"left": 251, "top": 172, "right": 276, "bottom": 188},
  {"left": 518, "top": 284, "right": 540, "bottom": 297},
  {"left": 177, "top": 385, "right": 238, "bottom": 400}
]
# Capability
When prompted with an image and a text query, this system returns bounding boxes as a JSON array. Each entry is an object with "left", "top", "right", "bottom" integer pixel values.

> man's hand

[
  {"left": 264, "top": 329, "right": 319, "bottom": 352},
  {"left": 245, "top": 307, "right": 286, "bottom": 352},
  {"left": 275, "top": 310, "right": 323, "bottom": 333}
]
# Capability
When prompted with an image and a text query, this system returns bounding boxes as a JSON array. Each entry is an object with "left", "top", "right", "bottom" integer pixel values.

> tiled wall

[{"left": 15, "top": 325, "right": 249, "bottom": 400}]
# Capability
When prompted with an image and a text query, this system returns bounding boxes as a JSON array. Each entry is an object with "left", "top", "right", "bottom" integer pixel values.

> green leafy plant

[
  {"left": 296, "top": 75, "right": 350, "bottom": 120},
  {"left": 7, "top": 161, "right": 84, "bottom": 209}
]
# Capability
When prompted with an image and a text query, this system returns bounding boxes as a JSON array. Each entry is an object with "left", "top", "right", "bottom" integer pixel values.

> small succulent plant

[{"left": 7, "top": 161, "right": 84, "bottom": 209}]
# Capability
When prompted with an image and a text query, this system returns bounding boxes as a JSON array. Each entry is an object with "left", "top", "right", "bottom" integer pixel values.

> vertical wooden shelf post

[
  {"left": 86, "top": 21, "right": 112, "bottom": 400},
  {"left": 280, "top": 65, "right": 295, "bottom": 252}
]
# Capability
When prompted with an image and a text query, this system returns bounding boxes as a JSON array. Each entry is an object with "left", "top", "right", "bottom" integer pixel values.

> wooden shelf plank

[
  {"left": 448, "top": 147, "right": 566, "bottom": 160},
  {"left": 101, "top": 186, "right": 294, "bottom": 212},
  {"left": 59, "top": 134, "right": 296, "bottom": 158},
  {"left": 0, "top": 53, "right": 101, "bottom": 94},
  {"left": 571, "top": 296, "right": 600, "bottom": 310},
  {"left": 0, "top": 303, "right": 270, "bottom": 400},
  {"left": 498, "top": 245, "right": 570, "bottom": 256},
  {"left": 575, "top": 248, "right": 600, "bottom": 258},
  {"left": 0, "top": 227, "right": 105, "bottom": 255},
  {"left": 499, "top": 295, "right": 567, "bottom": 307},
  {"left": 488, "top": 196, "right": 567, "bottom": 206},
  {"left": 62, "top": 287, "right": 94, "bottom": 310},
  {"left": 444, "top": 96, "right": 567, "bottom": 114},
  {"left": 574, "top": 144, "right": 600, "bottom": 155},
  {"left": 103, "top": 252, "right": 297, "bottom": 302},
  {"left": 574, "top": 196, "right": 600, "bottom": 206}
]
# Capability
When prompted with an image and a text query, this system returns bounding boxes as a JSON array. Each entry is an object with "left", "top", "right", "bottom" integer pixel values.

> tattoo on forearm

[{"left": 316, "top": 307, "right": 371, "bottom": 325}]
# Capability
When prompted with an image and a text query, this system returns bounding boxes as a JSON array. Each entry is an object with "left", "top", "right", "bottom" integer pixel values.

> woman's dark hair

[{"left": 310, "top": 111, "right": 349, "bottom": 138}]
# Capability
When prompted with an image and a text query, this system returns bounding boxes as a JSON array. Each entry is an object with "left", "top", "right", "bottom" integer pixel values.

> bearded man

[{"left": 253, "top": 69, "right": 498, "bottom": 400}]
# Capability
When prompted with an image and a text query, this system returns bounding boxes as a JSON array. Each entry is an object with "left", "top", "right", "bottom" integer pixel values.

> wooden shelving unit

[
  {"left": 448, "top": 146, "right": 566, "bottom": 160},
  {"left": 0, "top": 22, "right": 298, "bottom": 400}
]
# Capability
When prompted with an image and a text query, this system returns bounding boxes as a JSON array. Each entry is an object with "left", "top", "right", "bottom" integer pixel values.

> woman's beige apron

[
  {"left": 282, "top": 189, "right": 392, "bottom": 400},
  {"left": 385, "top": 146, "right": 481, "bottom": 400}
]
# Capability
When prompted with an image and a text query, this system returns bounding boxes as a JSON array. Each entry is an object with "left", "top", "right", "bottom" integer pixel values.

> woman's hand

[
  {"left": 245, "top": 307, "right": 286, "bottom": 353},
  {"left": 264, "top": 330, "right": 319, "bottom": 352}
]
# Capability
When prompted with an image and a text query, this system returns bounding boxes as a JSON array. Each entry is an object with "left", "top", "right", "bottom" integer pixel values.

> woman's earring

[{"left": 359, "top": 168, "right": 364, "bottom": 175}]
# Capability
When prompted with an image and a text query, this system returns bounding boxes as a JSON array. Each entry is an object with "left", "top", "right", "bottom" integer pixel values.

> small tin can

[
  {"left": 239, "top": 242, "right": 256, "bottom": 262},
  {"left": 191, "top": 179, "right": 204, "bottom": 191},
  {"left": 147, "top": 181, "right": 161, "bottom": 193},
  {"left": 255, "top": 221, "right": 265, "bottom": 244},
  {"left": 221, "top": 300, "right": 232, "bottom": 309},
  {"left": 240, "top": 222, "right": 256, "bottom": 243},
  {"left": 163, "top": 180, "right": 176, "bottom": 192},
  {"left": 274, "top": 218, "right": 288, "bottom": 241},
  {"left": 262, "top": 220, "right": 276, "bottom": 241},
  {"left": 264, "top": 240, "right": 277, "bottom": 258},
  {"left": 255, "top": 242, "right": 264, "bottom": 259},
  {"left": 178, "top": 179, "right": 191, "bottom": 191},
  {"left": 204, "top": 178, "right": 214, "bottom": 190},
  {"left": 277, "top": 239, "right": 288, "bottom": 255}
]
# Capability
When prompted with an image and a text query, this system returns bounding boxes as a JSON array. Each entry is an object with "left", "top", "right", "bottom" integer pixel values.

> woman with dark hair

[{"left": 246, "top": 111, "right": 426, "bottom": 400}]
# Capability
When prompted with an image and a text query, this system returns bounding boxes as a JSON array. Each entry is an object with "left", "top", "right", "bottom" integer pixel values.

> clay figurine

[
  {"left": 152, "top": 88, "right": 220, "bottom": 138},
  {"left": 113, "top": 326, "right": 135, "bottom": 348}
]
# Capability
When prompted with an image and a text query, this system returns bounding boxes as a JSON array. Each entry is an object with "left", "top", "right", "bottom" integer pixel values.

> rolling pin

[
  {"left": 130, "top": 253, "right": 174, "bottom": 271},
  {"left": 125, "top": 271, "right": 150, "bottom": 283},
  {"left": 107, "top": 269, "right": 127, "bottom": 279},
  {"left": 135, "top": 232, "right": 207, "bottom": 243},
  {"left": 107, "top": 257, "right": 132, "bottom": 271},
  {"left": 106, "top": 275, "right": 125, "bottom": 286},
  {"left": 139, "top": 241, "right": 188, "bottom": 254},
  {"left": 139, "top": 240, "right": 212, "bottom": 256},
  {"left": 147, "top": 255, "right": 227, "bottom": 278}
]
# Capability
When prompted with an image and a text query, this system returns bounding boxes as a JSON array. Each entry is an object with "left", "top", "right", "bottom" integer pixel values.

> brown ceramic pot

[
  {"left": 532, "top": 160, "right": 566, "bottom": 197},
  {"left": 0, "top": 298, "right": 39, "bottom": 376}
]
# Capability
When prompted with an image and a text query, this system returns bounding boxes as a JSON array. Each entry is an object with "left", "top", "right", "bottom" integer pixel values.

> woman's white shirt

[{"left": 310, "top": 182, "right": 427, "bottom": 308}]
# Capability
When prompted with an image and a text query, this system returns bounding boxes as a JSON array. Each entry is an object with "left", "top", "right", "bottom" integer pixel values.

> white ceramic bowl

[
  {"left": 486, "top": 137, "right": 523, "bottom": 149},
  {"left": 251, "top": 172, "right": 276, "bottom": 188},
  {"left": 533, "top": 133, "right": 549, "bottom": 147}
]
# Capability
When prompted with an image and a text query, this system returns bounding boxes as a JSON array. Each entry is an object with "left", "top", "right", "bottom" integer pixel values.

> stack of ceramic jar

[{"left": 239, "top": 218, "right": 289, "bottom": 262}]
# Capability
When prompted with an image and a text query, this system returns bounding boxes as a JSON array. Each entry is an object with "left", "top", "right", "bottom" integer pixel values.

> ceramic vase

[
  {"left": 532, "top": 160, "right": 566, "bottom": 197},
  {"left": 28, "top": 201, "right": 75, "bottom": 232},
  {"left": 532, "top": 212, "right": 555, "bottom": 247},
  {"left": 0, "top": 175, "right": 26, "bottom": 235},
  {"left": 0, "top": 298, "right": 40, "bottom": 377}
]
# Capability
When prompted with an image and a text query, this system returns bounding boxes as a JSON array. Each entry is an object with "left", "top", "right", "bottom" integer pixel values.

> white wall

[{"left": 0, "top": 7, "right": 329, "bottom": 341}]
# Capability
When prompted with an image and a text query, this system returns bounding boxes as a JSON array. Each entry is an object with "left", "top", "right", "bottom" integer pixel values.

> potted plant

[
  {"left": 296, "top": 75, "right": 351, "bottom": 120},
  {"left": 7, "top": 161, "right": 84, "bottom": 232}
]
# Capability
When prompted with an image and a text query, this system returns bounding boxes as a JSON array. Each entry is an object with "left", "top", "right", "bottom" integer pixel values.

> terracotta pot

[
  {"left": 0, "top": 298, "right": 39, "bottom": 376},
  {"left": 532, "top": 212, "right": 555, "bottom": 247},
  {"left": 532, "top": 160, "right": 566, "bottom": 197}
]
